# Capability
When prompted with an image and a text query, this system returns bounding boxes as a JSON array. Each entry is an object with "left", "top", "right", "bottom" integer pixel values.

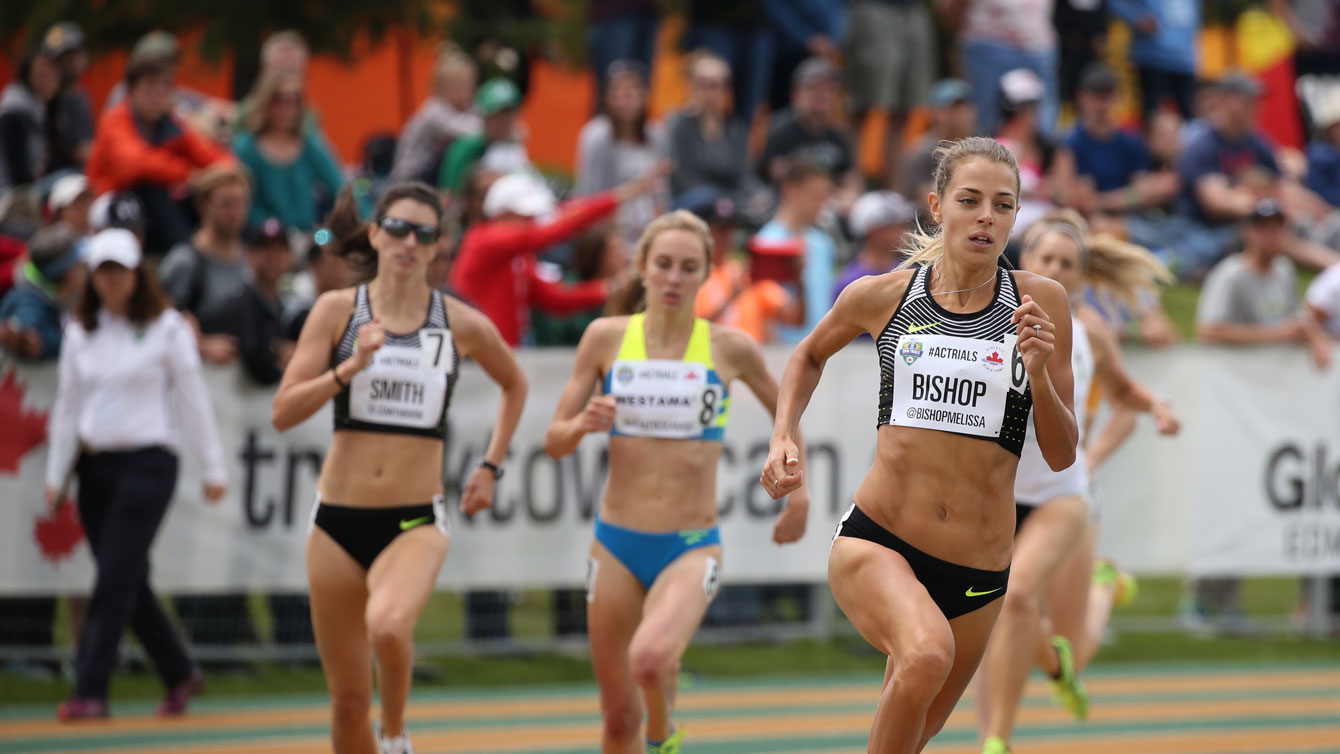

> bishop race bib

[
  {"left": 607, "top": 358, "right": 724, "bottom": 440},
  {"left": 349, "top": 340, "right": 449, "bottom": 431},
  {"left": 890, "top": 333, "right": 1024, "bottom": 439}
]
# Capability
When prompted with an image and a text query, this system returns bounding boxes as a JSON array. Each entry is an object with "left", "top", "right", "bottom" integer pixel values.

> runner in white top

[{"left": 976, "top": 212, "right": 1180, "bottom": 754}]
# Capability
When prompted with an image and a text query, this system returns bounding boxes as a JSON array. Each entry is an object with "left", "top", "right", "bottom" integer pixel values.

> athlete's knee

[
  {"left": 892, "top": 635, "right": 955, "bottom": 691},
  {"left": 601, "top": 698, "right": 643, "bottom": 742},
  {"left": 365, "top": 607, "right": 414, "bottom": 655},
  {"left": 629, "top": 640, "right": 679, "bottom": 690},
  {"left": 1002, "top": 582, "right": 1042, "bottom": 618},
  {"left": 329, "top": 690, "right": 372, "bottom": 729}
]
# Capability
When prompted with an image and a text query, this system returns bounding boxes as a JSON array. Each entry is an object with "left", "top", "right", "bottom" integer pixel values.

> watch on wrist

[{"left": 480, "top": 460, "right": 504, "bottom": 480}]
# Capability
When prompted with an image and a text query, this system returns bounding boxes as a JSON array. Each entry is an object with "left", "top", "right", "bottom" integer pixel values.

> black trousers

[
  {"left": 1137, "top": 66, "right": 1195, "bottom": 123},
  {"left": 73, "top": 447, "right": 193, "bottom": 698}
]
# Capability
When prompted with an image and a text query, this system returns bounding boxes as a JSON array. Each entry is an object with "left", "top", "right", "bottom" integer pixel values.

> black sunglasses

[{"left": 378, "top": 216, "right": 440, "bottom": 245}]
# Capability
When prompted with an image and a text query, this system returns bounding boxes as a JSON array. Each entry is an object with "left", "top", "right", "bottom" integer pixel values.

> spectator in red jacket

[
  {"left": 450, "top": 164, "right": 668, "bottom": 346},
  {"left": 86, "top": 56, "right": 231, "bottom": 255}
]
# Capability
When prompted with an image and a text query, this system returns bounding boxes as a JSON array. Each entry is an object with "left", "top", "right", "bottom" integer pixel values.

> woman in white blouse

[{"left": 46, "top": 228, "right": 228, "bottom": 721}]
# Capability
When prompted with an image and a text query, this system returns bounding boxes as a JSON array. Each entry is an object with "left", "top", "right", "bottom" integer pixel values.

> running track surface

[{"left": 4, "top": 663, "right": 1340, "bottom": 753}]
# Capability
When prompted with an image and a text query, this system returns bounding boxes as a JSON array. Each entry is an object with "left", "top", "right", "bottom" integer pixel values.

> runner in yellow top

[{"left": 546, "top": 210, "right": 810, "bottom": 754}]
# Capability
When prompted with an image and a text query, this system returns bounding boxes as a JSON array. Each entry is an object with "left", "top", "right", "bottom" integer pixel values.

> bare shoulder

[
  {"left": 311, "top": 287, "right": 357, "bottom": 321},
  {"left": 577, "top": 315, "right": 631, "bottom": 361},
  {"left": 837, "top": 268, "right": 916, "bottom": 330},
  {"left": 443, "top": 294, "right": 491, "bottom": 335},
  {"left": 709, "top": 323, "right": 765, "bottom": 368},
  {"left": 304, "top": 288, "right": 357, "bottom": 334}
]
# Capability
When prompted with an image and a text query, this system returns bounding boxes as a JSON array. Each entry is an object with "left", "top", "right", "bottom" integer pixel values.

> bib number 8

[{"left": 699, "top": 386, "right": 721, "bottom": 427}]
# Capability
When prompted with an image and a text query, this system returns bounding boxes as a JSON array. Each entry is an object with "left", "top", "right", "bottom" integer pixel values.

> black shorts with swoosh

[
  {"left": 313, "top": 499, "right": 448, "bottom": 570},
  {"left": 834, "top": 504, "right": 1009, "bottom": 620}
]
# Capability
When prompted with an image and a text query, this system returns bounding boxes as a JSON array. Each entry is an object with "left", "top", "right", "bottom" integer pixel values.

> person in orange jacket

[{"left": 87, "top": 55, "right": 231, "bottom": 254}]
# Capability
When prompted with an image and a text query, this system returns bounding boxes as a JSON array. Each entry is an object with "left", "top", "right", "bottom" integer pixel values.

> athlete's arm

[
  {"left": 719, "top": 327, "right": 809, "bottom": 544},
  {"left": 1085, "top": 404, "right": 1138, "bottom": 473},
  {"left": 271, "top": 290, "right": 367, "bottom": 431},
  {"left": 763, "top": 273, "right": 901, "bottom": 497},
  {"left": 448, "top": 298, "right": 528, "bottom": 514},
  {"left": 544, "top": 318, "right": 620, "bottom": 459},
  {"left": 1081, "top": 306, "right": 1179, "bottom": 435},
  {"left": 1014, "top": 274, "right": 1078, "bottom": 471}
]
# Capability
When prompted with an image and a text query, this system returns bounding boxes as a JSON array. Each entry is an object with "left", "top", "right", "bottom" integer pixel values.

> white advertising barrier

[
  {"left": 1189, "top": 347, "right": 1340, "bottom": 576},
  {"left": 1, "top": 343, "right": 1335, "bottom": 595}
]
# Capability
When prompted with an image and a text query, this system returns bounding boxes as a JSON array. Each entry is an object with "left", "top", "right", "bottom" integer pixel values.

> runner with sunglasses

[{"left": 272, "top": 182, "right": 528, "bottom": 754}]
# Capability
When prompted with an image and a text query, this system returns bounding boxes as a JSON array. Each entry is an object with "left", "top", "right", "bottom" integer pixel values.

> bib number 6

[{"left": 1005, "top": 334, "right": 1028, "bottom": 394}]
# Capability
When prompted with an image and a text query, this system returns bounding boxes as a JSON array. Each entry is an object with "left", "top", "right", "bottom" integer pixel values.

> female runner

[
  {"left": 271, "top": 183, "right": 527, "bottom": 754},
  {"left": 762, "top": 137, "right": 1077, "bottom": 754},
  {"left": 976, "top": 215, "right": 1179, "bottom": 754},
  {"left": 545, "top": 210, "right": 811, "bottom": 754}
]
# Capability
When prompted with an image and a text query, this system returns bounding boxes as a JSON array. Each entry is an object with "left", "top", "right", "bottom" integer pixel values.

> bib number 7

[{"left": 420, "top": 328, "right": 454, "bottom": 372}]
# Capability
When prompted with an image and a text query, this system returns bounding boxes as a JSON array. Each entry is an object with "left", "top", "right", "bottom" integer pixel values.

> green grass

[{"left": 5, "top": 576, "right": 1336, "bottom": 709}]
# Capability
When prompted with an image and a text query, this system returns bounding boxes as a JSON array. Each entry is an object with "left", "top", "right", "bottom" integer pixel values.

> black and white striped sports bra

[
  {"left": 876, "top": 264, "right": 1033, "bottom": 456},
  {"left": 332, "top": 285, "right": 458, "bottom": 438}
]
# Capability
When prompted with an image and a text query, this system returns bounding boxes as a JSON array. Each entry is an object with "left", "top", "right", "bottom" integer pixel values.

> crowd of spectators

[{"left": 6, "top": 0, "right": 1340, "bottom": 661}]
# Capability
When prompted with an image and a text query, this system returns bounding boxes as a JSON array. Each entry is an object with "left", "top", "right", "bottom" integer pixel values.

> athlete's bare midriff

[
  {"left": 599, "top": 436, "right": 722, "bottom": 532},
  {"left": 318, "top": 430, "right": 445, "bottom": 506},
  {"left": 853, "top": 425, "right": 1016, "bottom": 571}
]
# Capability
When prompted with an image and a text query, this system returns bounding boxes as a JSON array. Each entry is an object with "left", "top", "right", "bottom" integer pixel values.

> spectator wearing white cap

[
  {"left": 834, "top": 191, "right": 915, "bottom": 301},
  {"left": 995, "top": 67, "right": 1058, "bottom": 239},
  {"left": 48, "top": 228, "right": 226, "bottom": 721},
  {"left": 949, "top": 0, "right": 1060, "bottom": 135},
  {"left": 0, "top": 223, "right": 86, "bottom": 361},
  {"left": 46, "top": 174, "right": 94, "bottom": 237},
  {"left": 450, "top": 164, "right": 666, "bottom": 346},
  {"left": 1304, "top": 89, "right": 1340, "bottom": 208}
]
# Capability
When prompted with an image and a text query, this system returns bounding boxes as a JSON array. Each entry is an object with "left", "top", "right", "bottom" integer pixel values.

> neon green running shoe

[
  {"left": 647, "top": 726, "right": 682, "bottom": 754},
  {"left": 981, "top": 735, "right": 1010, "bottom": 754},
  {"left": 1049, "top": 635, "right": 1090, "bottom": 721},
  {"left": 1093, "top": 559, "right": 1138, "bottom": 607}
]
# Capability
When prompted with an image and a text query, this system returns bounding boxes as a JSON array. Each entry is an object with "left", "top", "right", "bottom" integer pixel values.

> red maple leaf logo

[
  {"left": 34, "top": 500, "right": 84, "bottom": 562},
  {"left": 686, "top": 370, "right": 698, "bottom": 379},
  {"left": 0, "top": 369, "right": 47, "bottom": 474},
  {"left": 986, "top": 351, "right": 1003, "bottom": 364}
]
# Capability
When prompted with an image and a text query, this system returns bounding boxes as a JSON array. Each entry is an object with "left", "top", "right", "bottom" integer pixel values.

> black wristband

[
  {"left": 480, "top": 460, "right": 504, "bottom": 479},
  {"left": 331, "top": 369, "right": 349, "bottom": 390}
]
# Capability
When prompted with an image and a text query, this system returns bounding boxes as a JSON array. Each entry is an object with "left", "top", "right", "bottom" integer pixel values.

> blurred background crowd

[{"left": 3, "top": 0, "right": 1340, "bottom": 671}]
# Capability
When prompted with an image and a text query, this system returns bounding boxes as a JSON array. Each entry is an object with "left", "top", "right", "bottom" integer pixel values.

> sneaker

[
  {"left": 56, "top": 697, "right": 109, "bottom": 721},
  {"left": 647, "top": 726, "right": 683, "bottom": 754},
  {"left": 158, "top": 668, "right": 205, "bottom": 717},
  {"left": 981, "top": 735, "right": 1010, "bottom": 754},
  {"left": 1048, "top": 635, "right": 1089, "bottom": 721},
  {"left": 380, "top": 732, "right": 414, "bottom": 754},
  {"left": 1093, "top": 559, "right": 1138, "bottom": 606}
]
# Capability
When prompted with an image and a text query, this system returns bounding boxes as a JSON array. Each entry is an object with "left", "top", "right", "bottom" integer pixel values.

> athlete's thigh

[
  {"left": 307, "top": 527, "right": 373, "bottom": 695},
  {"left": 633, "top": 545, "right": 724, "bottom": 659},
  {"left": 365, "top": 527, "right": 450, "bottom": 625},
  {"left": 923, "top": 601, "right": 1005, "bottom": 741},
  {"left": 587, "top": 541, "right": 646, "bottom": 708},
  {"left": 829, "top": 537, "right": 951, "bottom": 658},
  {"left": 1048, "top": 520, "right": 1098, "bottom": 643},
  {"left": 1011, "top": 497, "right": 1089, "bottom": 593}
]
